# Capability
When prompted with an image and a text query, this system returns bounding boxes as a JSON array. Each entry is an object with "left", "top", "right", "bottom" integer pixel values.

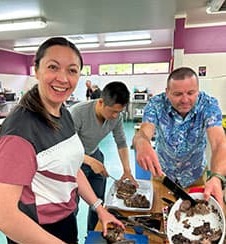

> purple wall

[
  {"left": 82, "top": 48, "right": 171, "bottom": 74},
  {"left": 2, "top": 18, "right": 226, "bottom": 75},
  {"left": 184, "top": 26, "right": 226, "bottom": 53},
  {"left": 0, "top": 49, "right": 30, "bottom": 75},
  {"left": 174, "top": 18, "right": 185, "bottom": 49},
  {"left": 174, "top": 18, "right": 226, "bottom": 54}
]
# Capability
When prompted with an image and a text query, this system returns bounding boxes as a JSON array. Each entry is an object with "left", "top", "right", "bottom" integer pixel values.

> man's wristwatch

[{"left": 207, "top": 172, "right": 226, "bottom": 189}]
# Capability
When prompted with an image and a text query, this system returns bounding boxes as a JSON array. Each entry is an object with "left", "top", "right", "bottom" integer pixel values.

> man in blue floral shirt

[{"left": 133, "top": 67, "right": 226, "bottom": 206}]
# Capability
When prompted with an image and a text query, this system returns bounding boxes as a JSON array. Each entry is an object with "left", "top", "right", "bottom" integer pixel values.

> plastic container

[{"left": 134, "top": 150, "right": 151, "bottom": 180}]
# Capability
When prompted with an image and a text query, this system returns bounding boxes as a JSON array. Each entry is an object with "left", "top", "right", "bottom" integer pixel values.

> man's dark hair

[
  {"left": 167, "top": 67, "right": 199, "bottom": 88},
  {"left": 101, "top": 81, "right": 130, "bottom": 106}
]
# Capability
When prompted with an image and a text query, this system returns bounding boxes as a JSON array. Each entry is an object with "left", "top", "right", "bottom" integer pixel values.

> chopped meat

[
  {"left": 177, "top": 199, "right": 210, "bottom": 218},
  {"left": 116, "top": 179, "right": 136, "bottom": 199},
  {"left": 103, "top": 224, "right": 125, "bottom": 243},
  {"left": 192, "top": 222, "right": 211, "bottom": 236},
  {"left": 209, "top": 229, "right": 222, "bottom": 242},
  {"left": 103, "top": 224, "right": 136, "bottom": 244},
  {"left": 193, "top": 201, "right": 209, "bottom": 215},
  {"left": 171, "top": 198, "right": 223, "bottom": 244},
  {"left": 124, "top": 193, "right": 150, "bottom": 208},
  {"left": 174, "top": 210, "right": 181, "bottom": 221},
  {"left": 179, "top": 200, "right": 191, "bottom": 212},
  {"left": 171, "top": 233, "right": 191, "bottom": 244},
  {"left": 172, "top": 223, "right": 222, "bottom": 244},
  {"left": 182, "top": 219, "right": 191, "bottom": 229},
  {"left": 115, "top": 179, "right": 149, "bottom": 208}
]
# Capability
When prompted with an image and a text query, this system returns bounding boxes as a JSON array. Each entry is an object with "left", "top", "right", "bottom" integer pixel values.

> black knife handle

[{"left": 162, "top": 176, "right": 197, "bottom": 206}]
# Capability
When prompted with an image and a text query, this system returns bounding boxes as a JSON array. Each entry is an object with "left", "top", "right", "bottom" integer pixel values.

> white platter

[
  {"left": 167, "top": 192, "right": 225, "bottom": 244},
  {"left": 104, "top": 179, "right": 153, "bottom": 212}
]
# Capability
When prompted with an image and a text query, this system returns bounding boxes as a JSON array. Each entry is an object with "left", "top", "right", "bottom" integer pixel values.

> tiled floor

[
  {"left": 0, "top": 121, "right": 137, "bottom": 244},
  {"left": 0, "top": 232, "right": 6, "bottom": 243},
  {"left": 78, "top": 121, "right": 136, "bottom": 244}
]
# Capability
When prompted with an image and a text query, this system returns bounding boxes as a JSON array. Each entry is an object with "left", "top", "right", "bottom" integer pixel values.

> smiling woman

[{"left": 0, "top": 37, "right": 124, "bottom": 244}]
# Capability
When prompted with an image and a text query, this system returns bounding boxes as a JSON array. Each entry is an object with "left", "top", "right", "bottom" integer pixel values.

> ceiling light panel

[
  {"left": 69, "top": 34, "right": 98, "bottom": 43},
  {"left": 105, "top": 30, "right": 151, "bottom": 42},
  {"left": 14, "top": 42, "right": 100, "bottom": 52},
  {"left": 76, "top": 43, "right": 100, "bottom": 49},
  {"left": 0, "top": 17, "right": 47, "bottom": 32},
  {"left": 14, "top": 46, "right": 38, "bottom": 52},
  {"left": 105, "top": 39, "right": 152, "bottom": 47}
]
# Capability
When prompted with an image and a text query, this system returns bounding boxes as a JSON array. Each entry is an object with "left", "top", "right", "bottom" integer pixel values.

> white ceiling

[{"left": 0, "top": 0, "right": 226, "bottom": 53}]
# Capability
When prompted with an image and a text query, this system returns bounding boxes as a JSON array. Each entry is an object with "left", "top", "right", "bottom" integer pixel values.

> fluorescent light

[
  {"left": 105, "top": 39, "right": 152, "bottom": 47},
  {"left": 105, "top": 30, "right": 151, "bottom": 42},
  {"left": 69, "top": 35, "right": 98, "bottom": 43},
  {"left": 76, "top": 43, "right": 100, "bottom": 49},
  {"left": 14, "top": 46, "right": 38, "bottom": 52},
  {"left": 0, "top": 17, "right": 47, "bottom": 32},
  {"left": 14, "top": 42, "right": 100, "bottom": 52}
]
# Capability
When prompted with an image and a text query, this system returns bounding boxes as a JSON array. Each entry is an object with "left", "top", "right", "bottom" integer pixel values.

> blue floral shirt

[{"left": 143, "top": 91, "right": 222, "bottom": 187}]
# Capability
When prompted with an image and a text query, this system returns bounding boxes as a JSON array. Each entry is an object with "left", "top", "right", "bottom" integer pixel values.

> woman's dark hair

[
  {"left": 35, "top": 37, "right": 83, "bottom": 70},
  {"left": 101, "top": 81, "right": 130, "bottom": 106},
  {"left": 167, "top": 67, "right": 199, "bottom": 88},
  {"left": 20, "top": 37, "right": 83, "bottom": 130}
]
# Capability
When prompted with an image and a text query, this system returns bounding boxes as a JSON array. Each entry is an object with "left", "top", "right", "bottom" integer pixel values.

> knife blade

[
  {"left": 161, "top": 197, "right": 175, "bottom": 205},
  {"left": 161, "top": 175, "right": 197, "bottom": 206},
  {"left": 108, "top": 174, "right": 118, "bottom": 182}
]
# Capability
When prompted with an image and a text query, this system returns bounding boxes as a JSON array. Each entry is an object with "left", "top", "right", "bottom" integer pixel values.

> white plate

[
  {"left": 104, "top": 179, "right": 153, "bottom": 212},
  {"left": 167, "top": 192, "right": 225, "bottom": 244}
]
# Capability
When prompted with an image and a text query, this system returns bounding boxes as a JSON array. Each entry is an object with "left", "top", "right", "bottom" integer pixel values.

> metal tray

[{"left": 104, "top": 179, "right": 153, "bottom": 212}]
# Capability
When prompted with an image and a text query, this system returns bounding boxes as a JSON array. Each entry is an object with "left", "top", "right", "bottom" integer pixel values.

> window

[
  {"left": 81, "top": 65, "right": 91, "bottom": 76},
  {"left": 99, "top": 63, "right": 132, "bottom": 75},
  {"left": 134, "top": 62, "right": 169, "bottom": 74}
]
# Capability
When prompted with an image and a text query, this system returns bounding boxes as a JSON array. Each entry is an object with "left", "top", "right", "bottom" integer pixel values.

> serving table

[
  {"left": 95, "top": 178, "right": 178, "bottom": 244},
  {"left": 95, "top": 178, "right": 226, "bottom": 243}
]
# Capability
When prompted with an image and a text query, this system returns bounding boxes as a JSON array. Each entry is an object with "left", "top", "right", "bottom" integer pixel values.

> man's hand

[
  {"left": 136, "top": 139, "right": 163, "bottom": 177},
  {"left": 133, "top": 122, "right": 163, "bottom": 177},
  {"left": 204, "top": 176, "right": 224, "bottom": 207},
  {"left": 90, "top": 159, "right": 109, "bottom": 177},
  {"left": 120, "top": 172, "right": 139, "bottom": 188}
]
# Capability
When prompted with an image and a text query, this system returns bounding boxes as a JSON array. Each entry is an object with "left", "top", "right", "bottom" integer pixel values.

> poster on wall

[{"left": 198, "top": 66, "right": 206, "bottom": 76}]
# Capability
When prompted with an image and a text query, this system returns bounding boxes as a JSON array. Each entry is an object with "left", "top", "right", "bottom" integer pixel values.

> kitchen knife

[
  {"left": 161, "top": 175, "right": 197, "bottom": 206},
  {"left": 108, "top": 174, "right": 118, "bottom": 182},
  {"left": 161, "top": 197, "right": 175, "bottom": 205}
]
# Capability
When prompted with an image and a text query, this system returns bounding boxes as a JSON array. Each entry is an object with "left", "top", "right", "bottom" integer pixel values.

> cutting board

[{"left": 85, "top": 231, "right": 148, "bottom": 244}]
